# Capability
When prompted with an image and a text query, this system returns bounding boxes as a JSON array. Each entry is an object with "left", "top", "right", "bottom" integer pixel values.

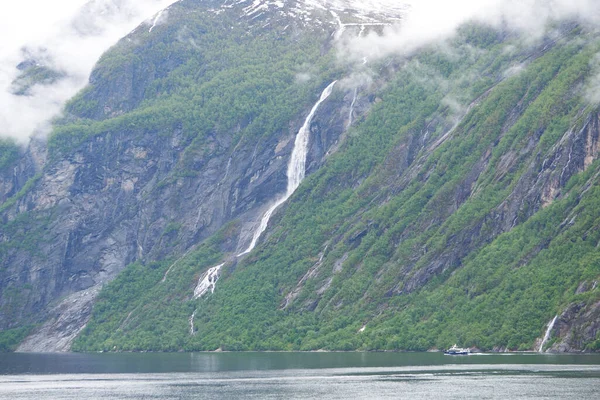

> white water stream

[
  {"left": 348, "top": 87, "right": 358, "bottom": 127},
  {"left": 148, "top": 9, "right": 165, "bottom": 32},
  {"left": 237, "top": 80, "right": 337, "bottom": 256},
  {"left": 538, "top": 315, "right": 558, "bottom": 352},
  {"left": 191, "top": 81, "right": 337, "bottom": 305},
  {"left": 193, "top": 263, "right": 224, "bottom": 299},
  {"left": 189, "top": 311, "right": 196, "bottom": 335}
]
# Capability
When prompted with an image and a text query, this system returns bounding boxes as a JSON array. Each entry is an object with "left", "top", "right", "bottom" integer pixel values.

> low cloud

[
  {"left": 586, "top": 54, "right": 600, "bottom": 104},
  {"left": 339, "top": 71, "right": 373, "bottom": 91},
  {"left": 0, "top": 0, "right": 178, "bottom": 143},
  {"left": 339, "top": 0, "right": 600, "bottom": 63},
  {"left": 295, "top": 72, "right": 313, "bottom": 84}
]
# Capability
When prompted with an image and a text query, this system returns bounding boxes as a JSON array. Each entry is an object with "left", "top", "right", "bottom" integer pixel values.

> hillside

[{"left": 1, "top": 0, "right": 599, "bottom": 353}]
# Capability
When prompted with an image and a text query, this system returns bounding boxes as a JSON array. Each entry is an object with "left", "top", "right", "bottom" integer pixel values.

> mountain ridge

[{"left": 0, "top": 0, "right": 599, "bottom": 353}]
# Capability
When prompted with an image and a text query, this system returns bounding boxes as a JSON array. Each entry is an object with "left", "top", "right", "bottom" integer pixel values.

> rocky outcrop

[
  {"left": 546, "top": 297, "right": 600, "bottom": 353},
  {"left": 0, "top": 138, "right": 46, "bottom": 205},
  {"left": 0, "top": 77, "right": 353, "bottom": 353},
  {"left": 16, "top": 285, "right": 100, "bottom": 352},
  {"left": 3, "top": 2, "right": 598, "bottom": 354},
  {"left": 0, "top": 0, "right": 362, "bottom": 350}
]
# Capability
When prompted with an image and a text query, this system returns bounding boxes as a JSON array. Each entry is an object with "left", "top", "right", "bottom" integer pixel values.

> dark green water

[{"left": 0, "top": 352, "right": 599, "bottom": 399}]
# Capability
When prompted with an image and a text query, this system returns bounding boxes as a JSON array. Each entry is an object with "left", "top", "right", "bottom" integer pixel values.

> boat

[{"left": 444, "top": 344, "right": 471, "bottom": 355}]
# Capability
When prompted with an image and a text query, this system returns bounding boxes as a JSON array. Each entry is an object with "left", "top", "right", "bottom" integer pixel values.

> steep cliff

[
  {"left": 1, "top": 1, "right": 599, "bottom": 353},
  {"left": 0, "top": 0, "right": 355, "bottom": 351}
]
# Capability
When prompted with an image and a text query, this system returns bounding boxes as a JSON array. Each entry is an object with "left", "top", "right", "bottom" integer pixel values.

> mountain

[{"left": 1, "top": 0, "right": 599, "bottom": 353}]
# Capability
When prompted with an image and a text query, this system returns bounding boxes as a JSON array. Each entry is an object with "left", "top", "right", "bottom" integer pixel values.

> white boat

[{"left": 444, "top": 344, "right": 470, "bottom": 355}]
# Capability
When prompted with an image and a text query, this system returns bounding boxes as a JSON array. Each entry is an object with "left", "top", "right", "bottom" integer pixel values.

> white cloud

[
  {"left": 2, "top": 0, "right": 600, "bottom": 143},
  {"left": 340, "top": 0, "right": 600, "bottom": 63},
  {"left": 0, "top": 0, "right": 179, "bottom": 143},
  {"left": 586, "top": 54, "right": 600, "bottom": 104}
]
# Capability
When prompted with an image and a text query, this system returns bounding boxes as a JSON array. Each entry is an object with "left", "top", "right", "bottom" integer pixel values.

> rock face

[
  {"left": 16, "top": 286, "right": 100, "bottom": 352},
  {"left": 1, "top": 2, "right": 599, "bottom": 353},
  {"left": 547, "top": 290, "right": 600, "bottom": 353},
  {"left": 0, "top": 93, "right": 350, "bottom": 351},
  {"left": 0, "top": 0, "right": 355, "bottom": 351},
  {"left": 0, "top": 138, "right": 46, "bottom": 205}
]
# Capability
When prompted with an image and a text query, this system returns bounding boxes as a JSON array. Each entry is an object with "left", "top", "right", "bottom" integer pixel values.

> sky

[
  {"left": 0, "top": 0, "right": 178, "bottom": 143},
  {"left": 0, "top": 0, "right": 599, "bottom": 143}
]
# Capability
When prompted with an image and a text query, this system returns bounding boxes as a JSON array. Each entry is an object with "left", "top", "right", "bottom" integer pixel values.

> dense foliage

[
  {"left": 0, "top": 326, "right": 31, "bottom": 352},
  {"left": 49, "top": 6, "right": 336, "bottom": 164},
  {"left": 73, "top": 22, "right": 600, "bottom": 352},
  {"left": 0, "top": 139, "right": 19, "bottom": 173}
]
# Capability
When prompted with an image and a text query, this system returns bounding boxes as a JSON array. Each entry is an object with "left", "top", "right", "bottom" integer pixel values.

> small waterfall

[
  {"left": 348, "top": 88, "right": 358, "bottom": 127},
  {"left": 193, "top": 263, "right": 224, "bottom": 299},
  {"left": 538, "top": 315, "right": 558, "bottom": 352},
  {"left": 222, "top": 157, "right": 233, "bottom": 183},
  {"left": 149, "top": 9, "right": 165, "bottom": 32},
  {"left": 189, "top": 310, "right": 196, "bottom": 335},
  {"left": 238, "top": 81, "right": 337, "bottom": 256},
  {"left": 331, "top": 11, "right": 345, "bottom": 40}
]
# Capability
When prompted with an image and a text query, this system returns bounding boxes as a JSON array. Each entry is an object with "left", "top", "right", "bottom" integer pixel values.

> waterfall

[
  {"left": 193, "top": 263, "right": 224, "bottom": 299},
  {"left": 237, "top": 80, "right": 337, "bottom": 256},
  {"left": 331, "top": 11, "right": 345, "bottom": 40},
  {"left": 538, "top": 315, "right": 558, "bottom": 352},
  {"left": 348, "top": 87, "right": 358, "bottom": 127},
  {"left": 192, "top": 81, "right": 337, "bottom": 298},
  {"left": 149, "top": 9, "right": 165, "bottom": 33},
  {"left": 189, "top": 310, "right": 196, "bottom": 335}
]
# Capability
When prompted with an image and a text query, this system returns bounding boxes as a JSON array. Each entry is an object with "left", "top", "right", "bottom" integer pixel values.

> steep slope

[
  {"left": 75, "top": 20, "right": 600, "bottom": 352},
  {"left": 0, "top": 0, "right": 361, "bottom": 351},
  {"left": 1, "top": 1, "right": 599, "bottom": 353}
]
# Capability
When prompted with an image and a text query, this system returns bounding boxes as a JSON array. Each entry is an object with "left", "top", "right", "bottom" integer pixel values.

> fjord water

[{"left": 1, "top": 352, "right": 599, "bottom": 399}]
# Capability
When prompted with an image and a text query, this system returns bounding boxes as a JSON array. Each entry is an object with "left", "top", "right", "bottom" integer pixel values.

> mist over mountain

[
  {"left": 0, "top": 0, "right": 179, "bottom": 142},
  {"left": 0, "top": 0, "right": 599, "bottom": 353}
]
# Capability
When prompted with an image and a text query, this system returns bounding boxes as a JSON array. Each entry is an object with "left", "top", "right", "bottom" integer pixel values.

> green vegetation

[
  {"left": 73, "top": 23, "right": 600, "bottom": 352},
  {"left": 0, "top": 174, "right": 42, "bottom": 213},
  {"left": 0, "top": 138, "right": 19, "bottom": 173},
  {"left": 11, "top": 66, "right": 65, "bottom": 96},
  {"left": 2, "top": 1, "right": 598, "bottom": 353},
  {"left": 50, "top": 8, "right": 336, "bottom": 163},
  {"left": 0, "top": 326, "right": 32, "bottom": 352},
  {"left": 72, "top": 224, "right": 230, "bottom": 352}
]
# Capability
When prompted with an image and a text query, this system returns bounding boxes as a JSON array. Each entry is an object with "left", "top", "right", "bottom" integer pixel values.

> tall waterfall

[
  {"left": 538, "top": 315, "right": 558, "bottom": 352},
  {"left": 238, "top": 80, "right": 337, "bottom": 256},
  {"left": 191, "top": 81, "right": 337, "bottom": 304}
]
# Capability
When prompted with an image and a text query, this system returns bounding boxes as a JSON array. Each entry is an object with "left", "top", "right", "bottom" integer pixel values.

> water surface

[{"left": 0, "top": 352, "right": 598, "bottom": 399}]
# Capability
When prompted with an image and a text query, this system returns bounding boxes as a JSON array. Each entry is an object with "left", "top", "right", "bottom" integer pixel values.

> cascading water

[
  {"left": 193, "top": 263, "right": 224, "bottom": 299},
  {"left": 189, "top": 310, "right": 197, "bottom": 335},
  {"left": 538, "top": 315, "right": 558, "bottom": 352},
  {"left": 238, "top": 80, "right": 337, "bottom": 256},
  {"left": 190, "top": 81, "right": 337, "bottom": 306},
  {"left": 149, "top": 9, "right": 165, "bottom": 32},
  {"left": 348, "top": 87, "right": 358, "bottom": 127}
]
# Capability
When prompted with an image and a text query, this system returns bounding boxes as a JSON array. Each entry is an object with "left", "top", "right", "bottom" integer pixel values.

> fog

[
  {"left": 1, "top": 0, "right": 599, "bottom": 143},
  {"left": 0, "top": 0, "right": 178, "bottom": 142},
  {"left": 341, "top": 0, "right": 600, "bottom": 63}
]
